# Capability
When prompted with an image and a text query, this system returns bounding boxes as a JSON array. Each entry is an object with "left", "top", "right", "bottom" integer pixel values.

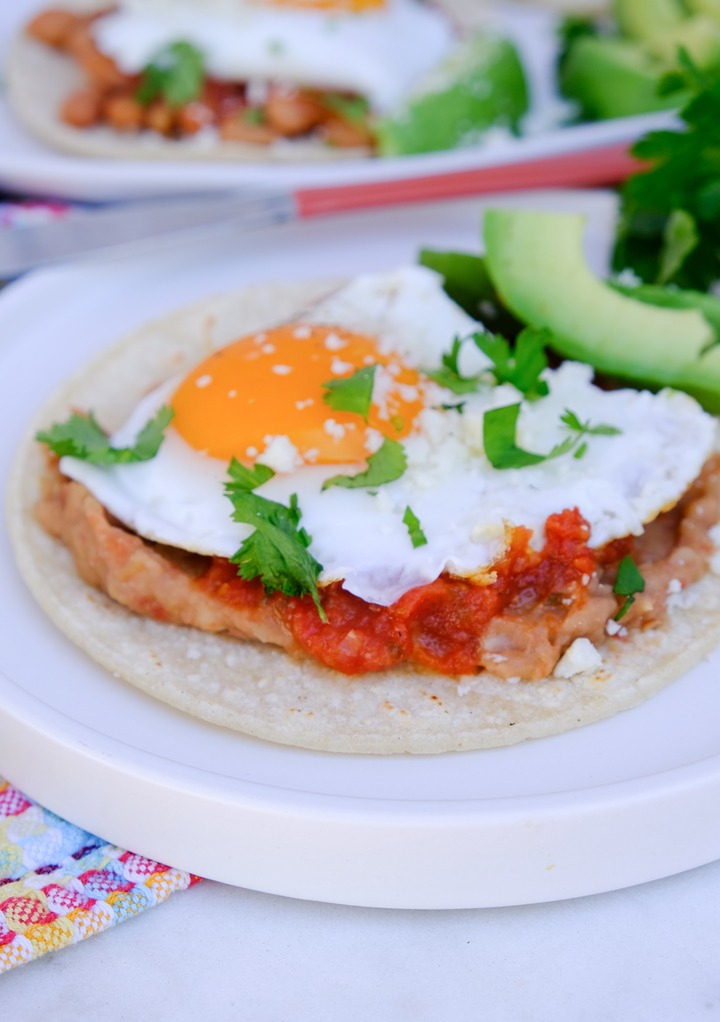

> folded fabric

[{"left": 0, "top": 777, "right": 202, "bottom": 973}]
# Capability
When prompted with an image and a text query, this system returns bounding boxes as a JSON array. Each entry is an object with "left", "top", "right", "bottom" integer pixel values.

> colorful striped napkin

[{"left": 0, "top": 777, "right": 202, "bottom": 973}]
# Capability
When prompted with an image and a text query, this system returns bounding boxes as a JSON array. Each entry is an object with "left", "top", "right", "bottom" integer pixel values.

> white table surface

[{"left": 3, "top": 861, "right": 720, "bottom": 1020}]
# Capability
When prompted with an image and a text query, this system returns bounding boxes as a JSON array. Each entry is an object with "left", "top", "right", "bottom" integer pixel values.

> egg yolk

[{"left": 171, "top": 323, "right": 425, "bottom": 466}]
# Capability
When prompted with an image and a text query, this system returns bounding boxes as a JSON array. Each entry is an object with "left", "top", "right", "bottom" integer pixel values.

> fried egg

[
  {"left": 92, "top": 0, "right": 457, "bottom": 113},
  {"left": 60, "top": 266, "right": 718, "bottom": 607}
]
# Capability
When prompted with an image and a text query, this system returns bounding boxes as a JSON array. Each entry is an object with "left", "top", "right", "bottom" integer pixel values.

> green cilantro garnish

[
  {"left": 560, "top": 409, "right": 622, "bottom": 460},
  {"left": 225, "top": 460, "right": 275, "bottom": 489},
  {"left": 427, "top": 327, "right": 550, "bottom": 400},
  {"left": 242, "top": 107, "right": 267, "bottom": 125},
  {"left": 136, "top": 41, "right": 205, "bottom": 109},
  {"left": 483, "top": 403, "right": 622, "bottom": 470},
  {"left": 322, "top": 437, "right": 407, "bottom": 490},
  {"left": 403, "top": 505, "right": 427, "bottom": 548},
  {"left": 225, "top": 459, "right": 326, "bottom": 620},
  {"left": 425, "top": 336, "right": 481, "bottom": 395},
  {"left": 324, "top": 93, "right": 370, "bottom": 126},
  {"left": 483, "top": 403, "right": 574, "bottom": 470},
  {"left": 613, "top": 555, "right": 646, "bottom": 621},
  {"left": 475, "top": 327, "right": 550, "bottom": 401},
  {"left": 322, "top": 365, "right": 376, "bottom": 421},
  {"left": 36, "top": 406, "right": 174, "bottom": 465},
  {"left": 613, "top": 55, "right": 720, "bottom": 290}
]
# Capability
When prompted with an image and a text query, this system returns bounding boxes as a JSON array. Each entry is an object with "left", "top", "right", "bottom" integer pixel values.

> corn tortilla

[{"left": 7, "top": 278, "right": 720, "bottom": 754}]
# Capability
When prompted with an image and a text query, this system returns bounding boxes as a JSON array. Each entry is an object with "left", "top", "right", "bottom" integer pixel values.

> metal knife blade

[{"left": 0, "top": 190, "right": 297, "bottom": 278}]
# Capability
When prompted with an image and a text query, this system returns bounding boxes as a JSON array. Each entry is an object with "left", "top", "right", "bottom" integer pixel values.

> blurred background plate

[{"left": 0, "top": 1, "right": 675, "bottom": 201}]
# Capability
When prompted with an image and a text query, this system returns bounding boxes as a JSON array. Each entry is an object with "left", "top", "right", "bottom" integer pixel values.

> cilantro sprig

[
  {"left": 560, "top": 409, "right": 622, "bottom": 460},
  {"left": 403, "top": 505, "right": 428, "bottom": 548},
  {"left": 613, "top": 555, "right": 645, "bottom": 622},
  {"left": 483, "top": 404, "right": 570, "bottom": 469},
  {"left": 426, "top": 335, "right": 481, "bottom": 395},
  {"left": 427, "top": 327, "right": 550, "bottom": 400},
  {"left": 225, "top": 459, "right": 326, "bottom": 620},
  {"left": 136, "top": 41, "right": 205, "bottom": 109},
  {"left": 322, "top": 365, "right": 376, "bottom": 421},
  {"left": 613, "top": 54, "right": 720, "bottom": 290},
  {"left": 476, "top": 328, "right": 550, "bottom": 401},
  {"left": 36, "top": 406, "right": 174, "bottom": 465},
  {"left": 483, "top": 404, "right": 621, "bottom": 470},
  {"left": 322, "top": 437, "right": 407, "bottom": 490}
]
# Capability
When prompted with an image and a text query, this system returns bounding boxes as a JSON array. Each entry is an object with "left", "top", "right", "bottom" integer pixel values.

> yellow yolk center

[{"left": 171, "top": 323, "right": 424, "bottom": 465}]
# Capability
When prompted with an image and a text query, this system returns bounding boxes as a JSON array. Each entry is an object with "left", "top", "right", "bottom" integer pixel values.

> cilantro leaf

[
  {"left": 225, "top": 460, "right": 276, "bottom": 490},
  {"left": 425, "top": 336, "right": 481, "bottom": 395},
  {"left": 427, "top": 328, "right": 550, "bottom": 400},
  {"left": 322, "top": 437, "right": 407, "bottom": 490},
  {"left": 483, "top": 404, "right": 573, "bottom": 470},
  {"left": 136, "top": 41, "right": 205, "bottom": 109},
  {"left": 474, "top": 326, "right": 550, "bottom": 401},
  {"left": 613, "top": 61, "right": 720, "bottom": 289},
  {"left": 484, "top": 402, "right": 622, "bottom": 471},
  {"left": 403, "top": 505, "right": 428, "bottom": 548},
  {"left": 225, "top": 459, "right": 325, "bottom": 620},
  {"left": 322, "top": 365, "right": 376, "bottom": 421},
  {"left": 323, "top": 93, "right": 370, "bottom": 126},
  {"left": 613, "top": 554, "right": 646, "bottom": 621},
  {"left": 36, "top": 406, "right": 174, "bottom": 465},
  {"left": 560, "top": 409, "right": 622, "bottom": 438}
]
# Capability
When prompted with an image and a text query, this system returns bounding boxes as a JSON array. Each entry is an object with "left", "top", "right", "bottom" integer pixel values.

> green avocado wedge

[
  {"left": 559, "top": 37, "right": 681, "bottom": 120},
  {"left": 482, "top": 208, "right": 720, "bottom": 411},
  {"left": 375, "top": 34, "right": 527, "bottom": 157}
]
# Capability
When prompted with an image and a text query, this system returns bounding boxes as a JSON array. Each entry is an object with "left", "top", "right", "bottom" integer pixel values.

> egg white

[
  {"left": 92, "top": 0, "right": 457, "bottom": 113},
  {"left": 60, "top": 266, "right": 718, "bottom": 607}
]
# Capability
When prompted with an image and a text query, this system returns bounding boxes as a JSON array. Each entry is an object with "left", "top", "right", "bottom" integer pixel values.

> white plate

[
  {"left": 2, "top": 190, "right": 720, "bottom": 910},
  {"left": 0, "top": 1, "right": 676, "bottom": 201}
]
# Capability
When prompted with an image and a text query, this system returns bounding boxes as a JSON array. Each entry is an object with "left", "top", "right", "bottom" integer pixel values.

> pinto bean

[
  {"left": 61, "top": 88, "right": 102, "bottom": 128},
  {"left": 320, "top": 113, "right": 374, "bottom": 148},
  {"left": 103, "top": 92, "right": 144, "bottom": 132},
  {"left": 26, "top": 8, "right": 80, "bottom": 49},
  {"left": 177, "top": 101, "right": 216, "bottom": 135},
  {"left": 219, "top": 114, "right": 277, "bottom": 145},
  {"left": 67, "top": 25, "right": 126, "bottom": 88},
  {"left": 264, "top": 88, "right": 325, "bottom": 137},
  {"left": 144, "top": 100, "right": 176, "bottom": 136}
]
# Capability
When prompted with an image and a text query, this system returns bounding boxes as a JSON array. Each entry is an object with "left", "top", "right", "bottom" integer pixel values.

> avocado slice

[
  {"left": 482, "top": 208, "right": 720, "bottom": 411},
  {"left": 560, "top": 36, "right": 678, "bottom": 119},
  {"left": 613, "top": 0, "right": 686, "bottom": 42},
  {"left": 374, "top": 34, "right": 528, "bottom": 157},
  {"left": 685, "top": 0, "right": 720, "bottom": 25},
  {"left": 612, "top": 282, "right": 720, "bottom": 340},
  {"left": 644, "top": 15, "right": 720, "bottom": 68}
]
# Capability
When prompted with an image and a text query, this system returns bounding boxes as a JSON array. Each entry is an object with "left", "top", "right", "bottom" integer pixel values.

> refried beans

[{"left": 35, "top": 454, "right": 720, "bottom": 678}]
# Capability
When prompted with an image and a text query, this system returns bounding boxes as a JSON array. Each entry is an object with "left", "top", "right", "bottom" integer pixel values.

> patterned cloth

[
  {"left": 0, "top": 199, "right": 71, "bottom": 230},
  {"left": 0, "top": 778, "right": 202, "bottom": 973}
]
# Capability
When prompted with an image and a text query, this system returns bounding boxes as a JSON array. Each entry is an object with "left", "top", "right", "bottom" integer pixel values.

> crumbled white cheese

[
  {"left": 323, "top": 332, "right": 346, "bottom": 351},
  {"left": 257, "top": 434, "right": 301, "bottom": 473},
  {"left": 554, "top": 637, "right": 602, "bottom": 678},
  {"left": 324, "top": 419, "right": 346, "bottom": 440},
  {"left": 605, "top": 618, "right": 626, "bottom": 638}
]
